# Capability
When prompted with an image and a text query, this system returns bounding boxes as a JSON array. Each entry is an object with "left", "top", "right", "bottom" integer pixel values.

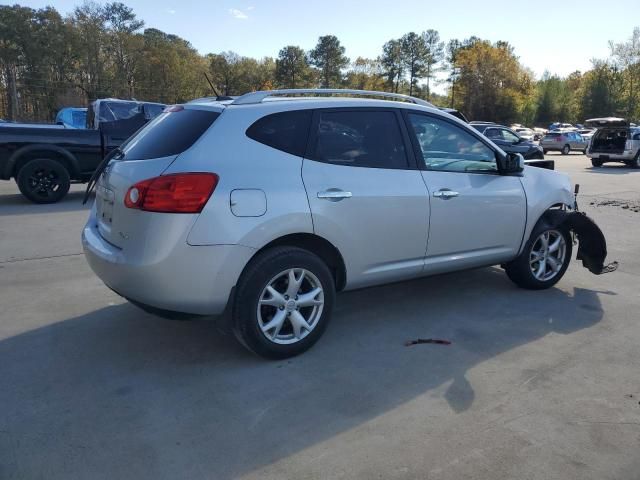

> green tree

[
  {"left": 381, "top": 39, "right": 404, "bottom": 93},
  {"left": 344, "top": 57, "right": 385, "bottom": 91},
  {"left": 308, "top": 35, "right": 349, "bottom": 88},
  {"left": 400, "top": 32, "right": 427, "bottom": 96},
  {"left": 454, "top": 39, "right": 534, "bottom": 123},
  {"left": 275, "top": 45, "right": 312, "bottom": 88},
  {"left": 609, "top": 27, "right": 640, "bottom": 119},
  {"left": 103, "top": 2, "right": 144, "bottom": 98},
  {"left": 422, "top": 29, "right": 444, "bottom": 100},
  {"left": 579, "top": 60, "right": 624, "bottom": 119}
]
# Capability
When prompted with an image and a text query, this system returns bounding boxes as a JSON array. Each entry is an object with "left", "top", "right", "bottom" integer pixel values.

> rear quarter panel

[{"left": 169, "top": 107, "right": 314, "bottom": 248}]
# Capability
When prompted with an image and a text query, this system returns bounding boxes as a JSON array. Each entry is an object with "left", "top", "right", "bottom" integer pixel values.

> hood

[{"left": 585, "top": 117, "right": 628, "bottom": 128}]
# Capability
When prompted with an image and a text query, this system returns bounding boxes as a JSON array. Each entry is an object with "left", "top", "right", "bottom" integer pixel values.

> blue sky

[{"left": 8, "top": 0, "right": 640, "bottom": 90}]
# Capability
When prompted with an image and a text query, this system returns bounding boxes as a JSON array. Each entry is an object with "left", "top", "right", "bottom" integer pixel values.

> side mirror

[{"left": 496, "top": 152, "right": 524, "bottom": 174}]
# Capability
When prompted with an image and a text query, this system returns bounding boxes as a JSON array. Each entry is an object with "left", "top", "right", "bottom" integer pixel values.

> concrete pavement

[{"left": 1, "top": 154, "right": 639, "bottom": 479}]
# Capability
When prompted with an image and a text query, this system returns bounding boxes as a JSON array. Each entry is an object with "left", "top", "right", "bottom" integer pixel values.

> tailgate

[{"left": 95, "top": 156, "right": 177, "bottom": 248}]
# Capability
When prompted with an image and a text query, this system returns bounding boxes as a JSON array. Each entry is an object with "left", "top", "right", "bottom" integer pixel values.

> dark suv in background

[{"left": 470, "top": 122, "right": 544, "bottom": 160}]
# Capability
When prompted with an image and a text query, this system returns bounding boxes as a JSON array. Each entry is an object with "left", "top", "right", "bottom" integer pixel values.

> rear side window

[
  {"left": 121, "top": 108, "right": 220, "bottom": 160},
  {"left": 310, "top": 110, "right": 408, "bottom": 169},
  {"left": 246, "top": 110, "right": 312, "bottom": 157}
]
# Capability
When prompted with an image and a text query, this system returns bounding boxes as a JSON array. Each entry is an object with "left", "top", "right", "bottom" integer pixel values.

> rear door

[
  {"left": 404, "top": 112, "right": 526, "bottom": 273},
  {"left": 570, "top": 131, "right": 587, "bottom": 150},
  {"left": 302, "top": 108, "right": 430, "bottom": 288}
]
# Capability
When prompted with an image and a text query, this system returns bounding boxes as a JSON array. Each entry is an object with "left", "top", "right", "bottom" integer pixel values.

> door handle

[
  {"left": 433, "top": 189, "right": 459, "bottom": 199},
  {"left": 317, "top": 189, "right": 352, "bottom": 201}
]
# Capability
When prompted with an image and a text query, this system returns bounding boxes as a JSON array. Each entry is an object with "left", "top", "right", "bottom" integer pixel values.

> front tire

[
  {"left": 591, "top": 158, "right": 603, "bottom": 167},
  {"left": 16, "top": 158, "right": 70, "bottom": 204},
  {"left": 232, "top": 247, "right": 336, "bottom": 359},
  {"left": 561, "top": 145, "right": 571, "bottom": 155},
  {"left": 505, "top": 222, "right": 572, "bottom": 290}
]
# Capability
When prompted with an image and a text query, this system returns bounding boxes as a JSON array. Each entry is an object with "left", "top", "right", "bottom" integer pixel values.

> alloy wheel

[
  {"left": 529, "top": 230, "right": 567, "bottom": 282},
  {"left": 27, "top": 168, "right": 61, "bottom": 200},
  {"left": 257, "top": 268, "right": 325, "bottom": 344}
]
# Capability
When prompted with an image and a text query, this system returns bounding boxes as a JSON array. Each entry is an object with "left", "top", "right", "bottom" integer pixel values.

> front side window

[
  {"left": 310, "top": 110, "right": 408, "bottom": 169},
  {"left": 500, "top": 129, "right": 520, "bottom": 143},
  {"left": 484, "top": 128, "right": 501, "bottom": 140},
  {"left": 407, "top": 113, "right": 497, "bottom": 173}
]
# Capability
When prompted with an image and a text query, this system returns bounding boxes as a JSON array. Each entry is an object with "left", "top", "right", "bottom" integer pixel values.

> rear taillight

[{"left": 124, "top": 173, "right": 218, "bottom": 213}]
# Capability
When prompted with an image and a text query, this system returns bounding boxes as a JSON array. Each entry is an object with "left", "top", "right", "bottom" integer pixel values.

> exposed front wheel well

[{"left": 253, "top": 234, "right": 347, "bottom": 291}]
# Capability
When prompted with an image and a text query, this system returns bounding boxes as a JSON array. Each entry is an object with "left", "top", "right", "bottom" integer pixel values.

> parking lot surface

[{"left": 1, "top": 153, "right": 639, "bottom": 480}]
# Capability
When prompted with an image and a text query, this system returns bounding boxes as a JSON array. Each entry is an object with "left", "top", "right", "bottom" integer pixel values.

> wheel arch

[
  {"left": 519, "top": 202, "right": 573, "bottom": 255},
  {"left": 250, "top": 233, "right": 347, "bottom": 291},
  {"left": 9, "top": 144, "right": 79, "bottom": 179}
]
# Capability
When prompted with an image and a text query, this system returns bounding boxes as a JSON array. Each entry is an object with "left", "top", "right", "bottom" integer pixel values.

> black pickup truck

[{"left": 0, "top": 99, "right": 165, "bottom": 203}]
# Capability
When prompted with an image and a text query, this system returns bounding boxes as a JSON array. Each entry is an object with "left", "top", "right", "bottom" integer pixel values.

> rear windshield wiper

[{"left": 82, "top": 147, "right": 125, "bottom": 204}]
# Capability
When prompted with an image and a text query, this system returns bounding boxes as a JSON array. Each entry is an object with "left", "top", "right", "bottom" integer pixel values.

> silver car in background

[
  {"left": 585, "top": 117, "right": 640, "bottom": 168},
  {"left": 540, "top": 129, "right": 588, "bottom": 155},
  {"left": 82, "top": 89, "right": 600, "bottom": 358}
]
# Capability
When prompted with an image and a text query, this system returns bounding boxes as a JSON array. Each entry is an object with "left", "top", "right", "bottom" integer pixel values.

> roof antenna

[{"left": 204, "top": 72, "right": 220, "bottom": 97}]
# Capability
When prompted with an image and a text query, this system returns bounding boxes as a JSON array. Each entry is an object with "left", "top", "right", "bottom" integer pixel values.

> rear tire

[
  {"left": 232, "top": 246, "right": 336, "bottom": 359},
  {"left": 16, "top": 158, "right": 70, "bottom": 204},
  {"left": 591, "top": 158, "right": 603, "bottom": 167},
  {"left": 561, "top": 145, "right": 571, "bottom": 155},
  {"left": 505, "top": 220, "right": 572, "bottom": 290},
  {"left": 630, "top": 151, "right": 640, "bottom": 169}
]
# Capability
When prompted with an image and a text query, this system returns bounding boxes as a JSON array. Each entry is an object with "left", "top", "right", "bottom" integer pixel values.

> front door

[
  {"left": 404, "top": 112, "right": 527, "bottom": 274},
  {"left": 302, "top": 108, "right": 430, "bottom": 289}
]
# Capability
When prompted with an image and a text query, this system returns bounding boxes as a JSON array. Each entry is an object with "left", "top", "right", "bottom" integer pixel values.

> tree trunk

[{"left": 5, "top": 65, "right": 19, "bottom": 121}]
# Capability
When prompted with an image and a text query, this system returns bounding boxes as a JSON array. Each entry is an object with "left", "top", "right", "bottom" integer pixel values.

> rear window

[
  {"left": 246, "top": 110, "right": 312, "bottom": 157},
  {"left": 545, "top": 132, "right": 562, "bottom": 137},
  {"left": 121, "top": 108, "right": 220, "bottom": 160}
]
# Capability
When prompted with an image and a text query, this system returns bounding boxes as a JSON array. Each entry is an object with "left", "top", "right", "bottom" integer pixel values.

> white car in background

[{"left": 514, "top": 127, "right": 535, "bottom": 142}]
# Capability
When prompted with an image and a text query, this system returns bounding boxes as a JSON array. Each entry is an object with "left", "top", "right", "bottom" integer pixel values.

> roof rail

[{"left": 231, "top": 89, "right": 434, "bottom": 107}]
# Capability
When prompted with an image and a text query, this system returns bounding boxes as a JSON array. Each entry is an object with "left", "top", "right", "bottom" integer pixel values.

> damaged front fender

[{"left": 543, "top": 210, "right": 618, "bottom": 275}]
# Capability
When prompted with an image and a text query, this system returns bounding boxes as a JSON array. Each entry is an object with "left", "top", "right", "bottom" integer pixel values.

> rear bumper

[
  {"left": 82, "top": 217, "right": 256, "bottom": 315},
  {"left": 586, "top": 151, "right": 635, "bottom": 161}
]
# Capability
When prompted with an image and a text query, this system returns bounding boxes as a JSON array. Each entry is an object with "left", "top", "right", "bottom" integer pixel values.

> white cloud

[
  {"left": 247, "top": 5, "right": 255, "bottom": 10},
  {"left": 167, "top": 8, "right": 176, "bottom": 14},
  {"left": 228, "top": 8, "right": 248, "bottom": 19}
]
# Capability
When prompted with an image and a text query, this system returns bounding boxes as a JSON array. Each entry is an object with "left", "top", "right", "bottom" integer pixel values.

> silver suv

[
  {"left": 585, "top": 117, "right": 640, "bottom": 168},
  {"left": 83, "top": 89, "right": 585, "bottom": 358},
  {"left": 540, "top": 129, "right": 588, "bottom": 155}
]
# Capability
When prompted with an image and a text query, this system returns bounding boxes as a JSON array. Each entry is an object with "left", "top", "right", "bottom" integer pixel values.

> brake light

[{"left": 124, "top": 173, "right": 218, "bottom": 213}]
